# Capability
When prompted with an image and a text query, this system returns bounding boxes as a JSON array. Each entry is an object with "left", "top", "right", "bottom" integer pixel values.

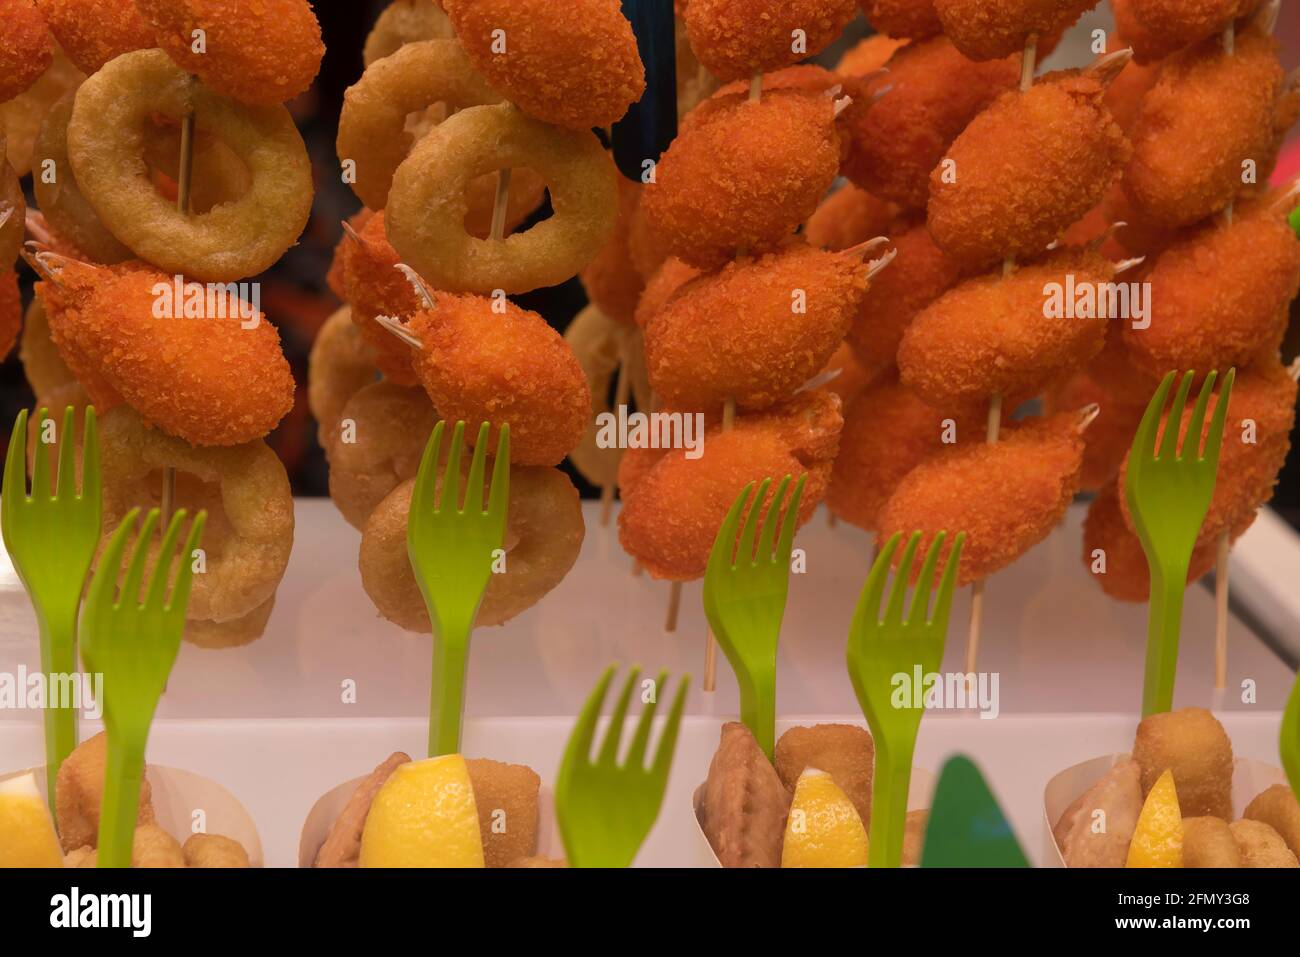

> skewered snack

[
  {"left": 363, "top": 0, "right": 456, "bottom": 66},
  {"left": 34, "top": 0, "right": 152, "bottom": 73},
  {"left": 135, "top": 0, "right": 325, "bottom": 106},
  {"left": 804, "top": 184, "right": 897, "bottom": 253},
  {"left": 642, "top": 89, "right": 845, "bottom": 270},
  {"left": 0, "top": 45, "right": 82, "bottom": 176},
  {"left": 333, "top": 210, "right": 420, "bottom": 386},
  {"left": 836, "top": 32, "right": 909, "bottom": 76},
  {"left": 66, "top": 50, "right": 312, "bottom": 282},
  {"left": 307, "top": 306, "right": 380, "bottom": 449},
  {"left": 877, "top": 412, "right": 1086, "bottom": 585},
  {"left": 0, "top": 136, "right": 25, "bottom": 269},
  {"left": 928, "top": 68, "right": 1131, "bottom": 270},
  {"left": 933, "top": 0, "right": 1098, "bottom": 61},
  {"left": 682, "top": 0, "right": 859, "bottom": 82},
  {"left": 17, "top": 297, "right": 73, "bottom": 396},
  {"left": 634, "top": 257, "right": 700, "bottom": 328},
  {"left": 566, "top": 304, "right": 635, "bottom": 488},
  {"left": 618, "top": 392, "right": 841, "bottom": 581},
  {"left": 1122, "top": 0, "right": 1262, "bottom": 62},
  {"left": 580, "top": 178, "right": 647, "bottom": 327},
  {"left": 441, "top": 0, "right": 645, "bottom": 131},
  {"left": 359, "top": 466, "right": 584, "bottom": 631},
  {"left": 1046, "top": 367, "right": 1145, "bottom": 491},
  {"left": 385, "top": 103, "right": 618, "bottom": 295},
  {"left": 861, "top": 0, "right": 944, "bottom": 39},
  {"left": 643, "top": 243, "right": 872, "bottom": 412},
  {"left": 842, "top": 37, "right": 1020, "bottom": 209},
  {"left": 0, "top": 0, "right": 53, "bottom": 102}
]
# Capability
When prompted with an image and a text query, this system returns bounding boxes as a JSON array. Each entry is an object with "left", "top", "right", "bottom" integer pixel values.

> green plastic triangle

[{"left": 920, "top": 755, "right": 1029, "bottom": 868}]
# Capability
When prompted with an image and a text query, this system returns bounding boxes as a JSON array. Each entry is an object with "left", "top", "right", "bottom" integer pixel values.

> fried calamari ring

[
  {"left": 338, "top": 40, "right": 500, "bottom": 211},
  {"left": 360, "top": 466, "right": 585, "bottom": 631},
  {"left": 0, "top": 45, "right": 83, "bottom": 176},
  {"left": 19, "top": 297, "right": 74, "bottom": 396},
  {"left": 406, "top": 292, "right": 591, "bottom": 466},
  {"left": 0, "top": 140, "right": 24, "bottom": 268},
  {"left": 184, "top": 594, "right": 275, "bottom": 649},
  {"left": 67, "top": 50, "right": 312, "bottom": 282},
  {"left": 386, "top": 103, "right": 618, "bottom": 295},
  {"left": 135, "top": 0, "right": 324, "bottom": 106},
  {"left": 98, "top": 405, "right": 293, "bottom": 625},
  {"left": 363, "top": 0, "right": 455, "bottom": 66},
  {"left": 326, "top": 380, "right": 439, "bottom": 530},
  {"left": 442, "top": 0, "right": 645, "bottom": 130},
  {"left": 0, "top": 0, "right": 52, "bottom": 102},
  {"left": 0, "top": 269, "right": 20, "bottom": 361},
  {"left": 35, "top": 0, "right": 152, "bottom": 73},
  {"left": 683, "top": 0, "right": 859, "bottom": 82},
  {"left": 308, "top": 305, "right": 380, "bottom": 448}
]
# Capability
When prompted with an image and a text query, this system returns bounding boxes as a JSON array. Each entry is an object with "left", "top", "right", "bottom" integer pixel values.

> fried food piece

[
  {"left": 508, "top": 856, "right": 566, "bottom": 867},
  {"left": 580, "top": 177, "right": 645, "bottom": 327},
  {"left": 619, "top": 392, "right": 841, "bottom": 580},
  {"left": 132, "top": 824, "right": 185, "bottom": 868},
  {"left": 644, "top": 243, "right": 870, "bottom": 411},
  {"left": 877, "top": 413, "right": 1085, "bottom": 585},
  {"left": 634, "top": 257, "right": 700, "bottom": 329},
  {"left": 929, "top": 71, "right": 1130, "bottom": 270},
  {"left": 1103, "top": 35, "right": 1161, "bottom": 135},
  {"left": 683, "top": 0, "right": 858, "bottom": 81},
  {"left": 818, "top": 342, "right": 873, "bottom": 408},
  {"left": 1243, "top": 784, "right": 1300, "bottom": 859},
  {"left": 0, "top": 46, "right": 83, "bottom": 177},
  {"left": 843, "top": 37, "right": 1019, "bottom": 208},
  {"left": 1124, "top": 28, "right": 1283, "bottom": 229},
  {"left": 1132, "top": 708, "right": 1233, "bottom": 820},
  {"left": 1123, "top": 205, "right": 1300, "bottom": 377},
  {"left": 1045, "top": 367, "right": 1146, "bottom": 491},
  {"left": 308, "top": 306, "right": 380, "bottom": 449},
  {"left": 1230, "top": 819, "right": 1300, "bottom": 867},
  {"left": 34, "top": 262, "right": 127, "bottom": 410},
  {"left": 642, "top": 90, "right": 843, "bottom": 269},
  {"left": 1, "top": 134, "right": 26, "bottom": 269},
  {"left": 898, "top": 247, "right": 1112, "bottom": 410},
  {"left": 35, "top": 0, "right": 152, "bottom": 73},
  {"left": 363, "top": 0, "right": 455, "bottom": 66},
  {"left": 465, "top": 758, "right": 541, "bottom": 868},
  {"left": 902, "top": 809, "right": 928, "bottom": 865},
  {"left": 933, "top": 0, "right": 1096, "bottom": 61},
  {"left": 1183, "top": 816, "right": 1242, "bottom": 868},
  {"left": 805, "top": 184, "right": 897, "bottom": 253},
  {"left": 699, "top": 722, "right": 791, "bottom": 867},
  {"left": 315, "top": 752, "right": 411, "bottom": 868},
  {"left": 407, "top": 293, "right": 590, "bottom": 467},
  {"left": 774, "top": 724, "right": 874, "bottom": 827},
  {"left": 360, "top": 467, "right": 585, "bottom": 631},
  {"left": 0, "top": 0, "right": 52, "bottom": 102},
  {"left": 55, "top": 731, "right": 155, "bottom": 852},
  {"left": 862, "top": 0, "right": 943, "bottom": 38},
  {"left": 135, "top": 0, "right": 324, "bottom": 106},
  {"left": 336, "top": 210, "right": 419, "bottom": 386},
  {"left": 64, "top": 845, "right": 95, "bottom": 867},
  {"left": 326, "top": 381, "right": 438, "bottom": 530},
  {"left": 690, "top": 63, "right": 848, "bottom": 115},
  {"left": 442, "top": 0, "right": 644, "bottom": 130},
  {"left": 182, "top": 833, "right": 251, "bottom": 868},
  {"left": 0, "top": 269, "right": 19, "bottom": 362},
  {"left": 1053, "top": 758, "right": 1142, "bottom": 867},
  {"left": 836, "top": 33, "right": 909, "bottom": 76},
  {"left": 19, "top": 298, "right": 74, "bottom": 396},
  {"left": 184, "top": 594, "right": 275, "bottom": 650},
  {"left": 565, "top": 305, "right": 641, "bottom": 488},
  {"left": 1124, "top": 0, "right": 1262, "bottom": 62}
]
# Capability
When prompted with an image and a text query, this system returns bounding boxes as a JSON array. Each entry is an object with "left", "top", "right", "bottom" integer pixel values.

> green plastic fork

[
  {"left": 408, "top": 420, "right": 509, "bottom": 758},
  {"left": 702, "top": 475, "right": 805, "bottom": 761},
  {"left": 1125, "top": 369, "right": 1234, "bottom": 718},
  {"left": 847, "top": 530, "right": 964, "bottom": 868},
  {"left": 2, "top": 406, "right": 101, "bottom": 810},
  {"left": 81, "top": 507, "right": 205, "bottom": 868},
  {"left": 1283, "top": 671, "right": 1299, "bottom": 801},
  {"left": 555, "top": 665, "right": 689, "bottom": 868}
]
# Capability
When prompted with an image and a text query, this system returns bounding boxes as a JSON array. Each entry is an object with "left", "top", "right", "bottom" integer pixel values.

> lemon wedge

[
  {"left": 1126, "top": 768, "right": 1183, "bottom": 868},
  {"left": 781, "top": 768, "right": 869, "bottom": 868},
  {"left": 0, "top": 773, "right": 63, "bottom": 868},
  {"left": 359, "top": 754, "right": 484, "bottom": 868}
]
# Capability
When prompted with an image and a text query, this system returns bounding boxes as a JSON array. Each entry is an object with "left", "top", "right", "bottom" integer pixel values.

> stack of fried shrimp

[{"left": 6, "top": 0, "right": 328, "bottom": 646}]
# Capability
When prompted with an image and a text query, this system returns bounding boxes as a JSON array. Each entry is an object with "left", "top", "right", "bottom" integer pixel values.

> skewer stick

[
  {"left": 702, "top": 397, "right": 738, "bottom": 692},
  {"left": 489, "top": 168, "right": 513, "bottom": 241},
  {"left": 599, "top": 330, "right": 632, "bottom": 526},
  {"left": 664, "top": 581, "right": 682, "bottom": 631},
  {"left": 749, "top": 71, "right": 763, "bottom": 103},
  {"left": 162, "top": 102, "right": 198, "bottom": 525}
]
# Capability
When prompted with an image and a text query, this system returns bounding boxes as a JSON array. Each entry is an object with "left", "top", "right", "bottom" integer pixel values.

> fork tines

[
  {"left": 715, "top": 474, "right": 807, "bottom": 568},
  {"left": 412, "top": 420, "right": 510, "bottom": 517},
  {"left": 569, "top": 665, "right": 690, "bottom": 773},
  {"left": 1136, "top": 369, "right": 1236, "bottom": 462},
  {"left": 866, "top": 530, "right": 967, "bottom": 627}
]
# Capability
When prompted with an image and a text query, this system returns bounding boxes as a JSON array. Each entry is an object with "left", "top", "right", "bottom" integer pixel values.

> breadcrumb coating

[
  {"left": 683, "top": 0, "right": 859, "bottom": 82},
  {"left": 1124, "top": 0, "right": 1262, "bottom": 63},
  {"left": 339, "top": 210, "right": 421, "bottom": 386},
  {"left": 0, "top": 0, "right": 52, "bottom": 101},
  {"left": 861, "top": 0, "right": 943, "bottom": 40},
  {"left": 37, "top": 0, "right": 152, "bottom": 73},
  {"left": 805, "top": 184, "right": 897, "bottom": 253},
  {"left": 1132, "top": 708, "right": 1233, "bottom": 819},
  {"left": 836, "top": 33, "right": 908, "bottom": 76},
  {"left": 580, "top": 177, "right": 645, "bottom": 327},
  {"left": 933, "top": 0, "right": 1097, "bottom": 61}
]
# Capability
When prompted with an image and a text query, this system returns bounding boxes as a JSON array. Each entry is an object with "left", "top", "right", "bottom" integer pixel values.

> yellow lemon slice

[
  {"left": 0, "top": 773, "right": 63, "bottom": 868},
  {"left": 359, "top": 754, "right": 484, "bottom": 868},
  {"left": 1127, "top": 768, "right": 1183, "bottom": 868},
  {"left": 782, "top": 768, "right": 869, "bottom": 868}
]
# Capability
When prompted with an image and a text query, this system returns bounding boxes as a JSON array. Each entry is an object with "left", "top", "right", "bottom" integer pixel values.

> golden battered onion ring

[
  {"left": 308, "top": 305, "right": 380, "bottom": 448},
  {"left": 98, "top": 406, "right": 293, "bottom": 625},
  {"left": 338, "top": 40, "right": 500, "bottom": 211},
  {"left": 0, "top": 141, "right": 24, "bottom": 268},
  {"left": 386, "top": 103, "right": 618, "bottom": 295},
  {"left": 18, "top": 296, "right": 74, "bottom": 396},
  {"left": 364, "top": 0, "right": 456, "bottom": 66},
  {"left": 359, "top": 466, "right": 584, "bottom": 631},
  {"left": 184, "top": 595, "right": 275, "bottom": 649},
  {"left": 66, "top": 50, "right": 312, "bottom": 282},
  {"left": 0, "top": 45, "right": 83, "bottom": 176},
  {"left": 326, "top": 380, "right": 439, "bottom": 530}
]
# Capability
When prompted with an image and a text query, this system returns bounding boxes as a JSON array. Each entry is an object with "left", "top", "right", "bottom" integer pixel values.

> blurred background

[{"left": 3, "top": 1, "right": 1299, "bottom": 527}]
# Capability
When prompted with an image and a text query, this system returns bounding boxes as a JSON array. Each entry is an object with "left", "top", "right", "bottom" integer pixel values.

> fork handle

[
  {"left": 1142, "top": 560, "right": 1188, "bottom": 717},
  {"left": 37, "top": 605, "right": 80, "bottom": 814},
  {"left": 738, "top": 669, "right": 776, "bottom": 761},
  {"left": 96, "top": 736, "right": 145, "bottom": 868},
  {"left": 868, "top": 742, "right": 915, "bottom": 868},
  {"left": 429, "top": 620, "right": 472, "bottom": 757}
]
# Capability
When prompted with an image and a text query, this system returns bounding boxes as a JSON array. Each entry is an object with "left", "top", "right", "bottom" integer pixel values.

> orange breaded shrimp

[
  {"left": 683, "top": 0, "right": 859, "bottom": 82},
  {"left": 580, "top": 177, "right": 644, "bottom": 327},
  {"left": 928, "top": 69, "right": 1131, "bottom": 270},
  {"left": 642, "top": 90, "right": 844, "bottom": 269},
  {"left": 842, "top": 37, "right": 1019, "bottom": 209},
  {"left": 836, "top": 33, "right": 909, "bottom": 76},
  {"left": 933, "top": 0, "right": 1098, "bottom": 61},
  {"left": 897, "top": 246, "right": 1114, "bottom": 411},
  {"left": 0, "top": 0, "right": 52, "bottom": 102},
  {"left": 877, "top": 412, "right": 1086, "bottom": 585},
  {"left": 805, "top": 184, "right": 898, "bottom": 253},
  {"left": 1045, "top": 366, "right": 1146, "bottom": 491},
  {"left": 406, "top": 294, "right": 590, "bottom": 467},
  {"left": 36, "top": 0, "right": 152, "bottom": 73},
  {"left": 1123, "top": 0, "right": 1262, "bottom": 62},
  {"left": 135, "top": 0, "right": 324, "bottom": 106},
  {"left": 337, "top": 211, "right": 421, "bottom": 386},
  {"left": 847, "top": 218, "right": 964, "bottom": 381},
  {"left": 618, "top": 391, "right": 842, "bottom": 580},
  {"left": 1123, "top": 27, "right": 1286, "bottom": 229},
  {"left": 643, "top": 243, "right": 872, "bottom": 411},
  {"left": 442, "top": 0, "right": 644, "bottom": 130},
  {"left": 1122, "top": 201, "right": 1300, "bottom": 378},
  {"left": 861, "top": 0, "right": 943, "bottom": 39},
  {"left": 634, "top": 256, "right": 700, "bottom": 329}
]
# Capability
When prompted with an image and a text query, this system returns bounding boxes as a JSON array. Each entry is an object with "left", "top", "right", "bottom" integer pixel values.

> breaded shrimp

[
  {"left": 633, "top": 257, "right": 700, "bottom": 329},
  {"left": 805, "top": 184, "right": 898, "bottom": 252},
  {"left": 1046, "top": 367, "right": 1146, "bottom": 491},
  {"left": 933, "top": 0, "right": 1098, "bottom": 61},
  {"left": 0, "top": 0, "right": 52, "bottom": 101},
  {"left": 580, "top": 177, "right": 645, "bottom": 327},
  {"left": 1123, "top": 0, "right": 1263, "bottom": 62},
  {"left": 683, "top": 0, "right": 859, "bottom": 82},
  {"left": 861, "top": 0, "right": 943, "bottom": 39},
  {"left": 35, "top": 0, "right": 152, "bottom": 73},
  {"left": 337, "top": 210, "right": 420, "bottom": 386},
  {"left": 836, "top": 33, "right": 909, "bottom": 76}
]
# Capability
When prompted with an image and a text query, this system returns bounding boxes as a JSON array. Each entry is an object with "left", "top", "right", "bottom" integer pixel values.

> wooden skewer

[
  {"left": 599, "top": 329, "right": 632, "bottom": 526},
  {"left": 749, "top": 71, "right": 762, "bottom": 103},
  {"left": 703, "top": 396, "right": 737, "bottom": 692},
  {"left": 162, "top": 101, "right": 198, "bottom": 525},
  {"left": 489, "top": 168, "right": 512, "bottom": 241}
]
